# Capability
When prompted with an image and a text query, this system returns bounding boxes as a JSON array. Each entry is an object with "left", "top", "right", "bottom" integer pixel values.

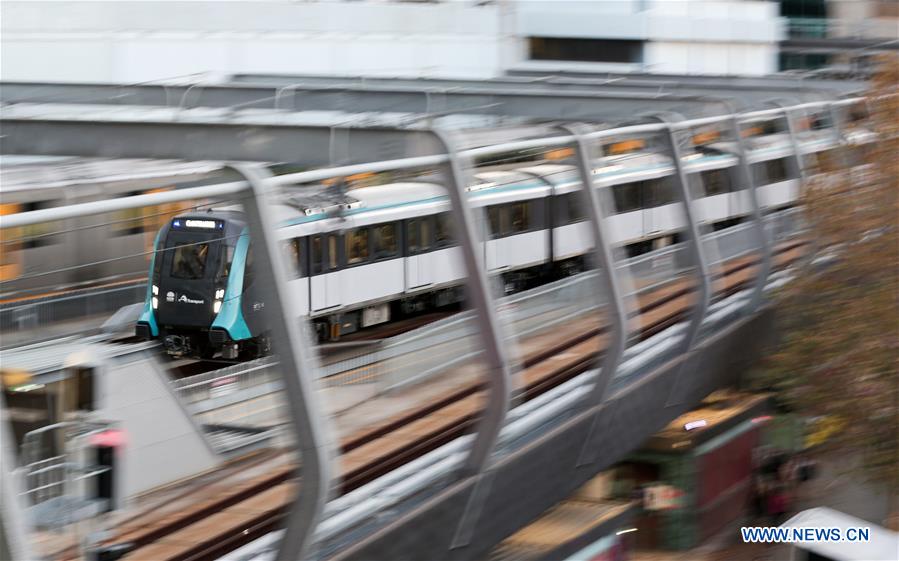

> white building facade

[{"left": 1, "top": 0, "right": 786, "bottom": 83}]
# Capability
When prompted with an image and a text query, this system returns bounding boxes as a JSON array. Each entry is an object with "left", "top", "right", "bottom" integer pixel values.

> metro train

[{"left": 136, "top": 122, "right": 852, "bottom": 358}]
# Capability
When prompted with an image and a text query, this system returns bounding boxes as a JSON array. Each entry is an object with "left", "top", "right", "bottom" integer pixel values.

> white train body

[{"left": 267, "top": 134, "right": 827, "bottom": 338}]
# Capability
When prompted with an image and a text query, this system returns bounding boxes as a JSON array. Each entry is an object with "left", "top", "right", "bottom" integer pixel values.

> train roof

[{"left": 271, "top": 148, "right": 731, "bottom": 229}]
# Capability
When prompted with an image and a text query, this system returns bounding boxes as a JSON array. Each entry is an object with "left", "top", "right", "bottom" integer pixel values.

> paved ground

[{"left": 633, "top": 451, "right": 893, "bottom": 561}]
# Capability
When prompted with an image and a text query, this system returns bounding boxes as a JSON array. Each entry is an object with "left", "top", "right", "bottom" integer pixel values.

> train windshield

[
  {"left": 217, "top": 245, "right": 235, "bottom": 279},
  {"left": 170, "top": 243, "right": 210, "bottom": 280}
]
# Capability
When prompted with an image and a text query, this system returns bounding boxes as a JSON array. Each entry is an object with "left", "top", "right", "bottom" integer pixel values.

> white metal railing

[
  {"left": 0, "top": 96, "right": 868, "bottom": 232},
  {"left": 0, "top": 93, "right": 868, "bottom": 561}
]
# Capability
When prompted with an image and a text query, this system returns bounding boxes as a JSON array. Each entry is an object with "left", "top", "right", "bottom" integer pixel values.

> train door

[
  {"left": 310, "top": 234, "right": 341, "bottom": 311},
  {"left": 405, "top": 218, "right": 431, "bottom": 289},
  {"left": 485, "top": 205, "right": 509, "bottom": 272}
]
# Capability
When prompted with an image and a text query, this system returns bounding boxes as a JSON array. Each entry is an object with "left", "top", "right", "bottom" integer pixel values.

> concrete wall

[
  {"left": 95, "top": 350, "right": 220, "bottom": 501},
  {"left": 643, "top": 41, "right": 780, "bottom": 75},
  {"left": 332, "top": 307, "right": 779, "bottom": 561},
  {"left": 0, "top": 1, "right": 515, "bottom": 82},
  {"left": 2, "top": 0, "right": 784, "bottom": 83}
]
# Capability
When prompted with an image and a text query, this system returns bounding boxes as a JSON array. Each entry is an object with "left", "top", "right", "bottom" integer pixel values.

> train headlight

[
  {"left": 215, "top": 289, "right": 225, "bottom": 299},
  {"left": 152, "top": 297, "right": 159, "bottom": 310},
  {"left": 152, "top": 284, "right": 159, "bottom": 296},
  {"left": 213, "top": 300, "right": 222, "bottom": 314}
]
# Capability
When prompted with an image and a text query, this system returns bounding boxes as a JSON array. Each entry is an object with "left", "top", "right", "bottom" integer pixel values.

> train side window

[
  {"left": 311, "top": 236, "right": 324, "bottom": 275},
  {"left": 486, "top": 206, "right": 502, "bottom": 238},
  {"left": 22, "top": 201, "right": 61, "bottom": 249},
  {"left": 612, "top": 182, "right": 641, "bottom": 213},
  {"left": 689, "top": 169, "right": 731, "bottom": 198},
  {"left": 345, "top": 228, "right": 369, "bottom": 265},
  {"left": 649, "top": 176, "right": 678, "bottom": 206},
  {"left": 751, "top": 162, "right": 766, "bottom": 185},
  {"left": 754, "top": 158, "right": 792, "bottom": 184},
  {"left": 328, "top": 234, "right": 339, "bottom": 271},
  {"left": 703, "top": 168, "right": 732, "bottom": 196},
  {"left": 113, "top": 191, "right": 145, "bottom": 236},
  {"left": 509, "top": 201, "right": 529, "bottom": 233},
  {"left": 420, "top": 218, "right": 432, "bottom": 251},
  {"left": 566, "top": 193, "right": 585, "bottom": 223},
  {"left": 373, "top": 223, "right": 398, "bottom": 259},
  {"left": 768, "top": 158, "right": 792, "bottom": 183},
  {"left": 434, "top": 213, "right": 454, "bottom": 247}
]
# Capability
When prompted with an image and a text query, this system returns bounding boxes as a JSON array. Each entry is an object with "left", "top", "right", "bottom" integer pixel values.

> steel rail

[{"left": 107, "top": 240, "right": 805, "bottom": 561}]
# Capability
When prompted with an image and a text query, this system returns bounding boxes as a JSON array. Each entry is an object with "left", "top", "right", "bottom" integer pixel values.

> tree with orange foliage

[{"left": 754, "top": 55, "right": 899, "bottom": 527}]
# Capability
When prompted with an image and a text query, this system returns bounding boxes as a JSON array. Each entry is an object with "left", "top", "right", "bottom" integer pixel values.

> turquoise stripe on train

[
  {"left": 211, "top": 228, "right": 253, "bottom": 341},
  {"left": 138, "top": 229, "right": 163, "bottom": 336},
  {"left": 277, "top": 153, "right": 740, "bottom": 229}
]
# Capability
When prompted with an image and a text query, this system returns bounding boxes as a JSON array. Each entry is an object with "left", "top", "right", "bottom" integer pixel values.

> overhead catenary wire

[
  {"left": 0, "top": 113, "right": 797, "bottom": 287},
  {"left": 2, "top": 230, "right": 248, "bottom": 284},
  {"left": 1, "top": 100, "right": 849, "bottom": 232},
  {"left": 0, "top": 144, "right": 582, "bottom": 246}
]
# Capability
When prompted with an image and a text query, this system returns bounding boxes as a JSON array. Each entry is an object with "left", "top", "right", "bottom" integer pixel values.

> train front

[{"left": 136, "top": 212, "right": 245, "bottom": 358}]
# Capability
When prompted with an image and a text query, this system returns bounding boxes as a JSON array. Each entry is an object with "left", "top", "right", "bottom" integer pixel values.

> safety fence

[
  {"left": 169, "top": 210, "right": 804, "bottom": 429},
  {"left": 0, "top": 282, "right": 146, "bottom": 342}
]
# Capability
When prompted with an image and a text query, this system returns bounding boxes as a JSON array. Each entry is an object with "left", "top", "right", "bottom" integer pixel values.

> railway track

[
  {"left": 163, "top": 310, "right": 460, "bottom": 382},
  {"left": 60, "top": 240, "right": 804, "bottom": 561}
]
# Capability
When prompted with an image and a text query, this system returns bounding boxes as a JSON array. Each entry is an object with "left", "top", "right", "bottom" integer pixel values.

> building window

[{"left": 529, "top": 37, "right": 643, "bottom": 64}]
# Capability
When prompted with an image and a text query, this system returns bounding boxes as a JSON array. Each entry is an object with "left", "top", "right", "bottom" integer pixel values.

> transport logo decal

[{"left": 178, "top": 295, "right": 205, "bottom": 305}]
